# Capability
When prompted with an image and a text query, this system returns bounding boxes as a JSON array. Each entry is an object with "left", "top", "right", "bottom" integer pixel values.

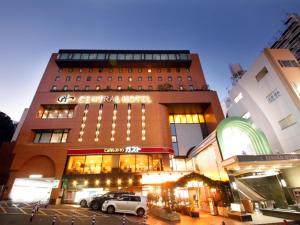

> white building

[{"left": 226, "top": 48, "right": 300, "bottom": 154}]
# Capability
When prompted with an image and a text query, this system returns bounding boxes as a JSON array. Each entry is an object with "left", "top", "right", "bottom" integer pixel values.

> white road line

[
  {"left": 74, "top": 210, "right": 89, "bottom": 217},
  {"left": 17, "top": 207, "right": 27, "bottom": 214},
  {"left": 38, "top": 209, "right": 47, "bottom": 215},
  {"left": 52, "top": 209, "right": 68, "bottom": 216},
  {"left": 0, "top": 206, "right": 7, "bottom": 214}
]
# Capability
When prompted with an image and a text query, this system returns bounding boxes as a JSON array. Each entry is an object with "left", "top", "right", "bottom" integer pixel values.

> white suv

[{"left": 102, "top": 195, "right": 147, "bottom": 216}]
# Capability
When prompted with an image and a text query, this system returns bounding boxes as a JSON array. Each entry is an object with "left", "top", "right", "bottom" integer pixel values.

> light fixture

[
  {"left": 111, "top": 130, "right": 115, "bottom": 134},
  {"left": 29, "top": 174, "right": 43, "bottom": 179},
  {"left": 142, "top": 136, "right": 146, "bottom": 141},
  {"left": 73, "top": 180, "right": 77, "bottom": 186},
  {"left": 79, "top": 131, "right": 84, "bottom": 135},
  {"left": 117, "top": 179, "right": 122, "bottom": 185},
  {"left": 96, "top": 123, "right": 101, "bottom": 128},
  {"left": 84, "top": 109, "right": 88, "bottom": 113},
  {"left": 111, "top": 137, "right": 115, "bottom": 142},
  {"left": 148, "top": 69, "right": 152, "bottom": 73},
  {"left": 106, "top": 179, "right": 111, "bottom": 185},
  {"left": 78, "top": 138, "right": 83, "bottom": 142},
  {"left": 127, "top": 130, "right": 130, "bottom": 135},
  {"left": 142, "top": 130, "right": 146, "bottom": 135},
  {"left": 81, "top": 123, "right": 85, "bottom": 128},
  {"left": 82, "top": 116, "right": 87, "bottom": 121},
  {"left": 95, "top": 180, "right": 100, "bottom": 185},
  {"left": 84, "top": 180, "right": 88, "bottom": 185},
  {"left": 128, "top": 178, "right": 133, "bottom": 185},
  {"left": 126, "top": 137, "right": 130, "bottom": 141},
  {"left": 127, "top": 123, "right": 131, "bottom": 128},
  {"left": 94, "top": 137, "right": 99, "bottom": 142}
]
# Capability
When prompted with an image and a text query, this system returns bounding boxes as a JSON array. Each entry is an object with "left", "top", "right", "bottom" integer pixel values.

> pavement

[{"left": 0, "top": 201, "right": 297, "bottom": 225}]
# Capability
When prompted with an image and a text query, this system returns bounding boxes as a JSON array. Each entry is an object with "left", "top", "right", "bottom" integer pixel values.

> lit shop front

[{"left": 62, "top": 147, "right": 173, "bottom": 203}]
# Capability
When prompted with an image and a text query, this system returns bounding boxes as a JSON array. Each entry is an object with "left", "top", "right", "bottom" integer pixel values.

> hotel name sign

[{"left": 57, "top": 94, "right": 151, "bottom": 104}]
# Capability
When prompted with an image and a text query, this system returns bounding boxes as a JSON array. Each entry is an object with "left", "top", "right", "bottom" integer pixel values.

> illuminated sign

[
  {"left": 52, "top": 180, "right": 60, "bottom": 188},
  {"left": 104, "top": 146, "right": 141, "bottom": 153},
  {"left": 57, "top": 95, "right": 151, "bottom": 104}
]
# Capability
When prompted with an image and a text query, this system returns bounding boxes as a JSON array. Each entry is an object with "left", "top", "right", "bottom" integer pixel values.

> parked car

[
  {"left": 78, "top": 196, "right": 97, "bottom": 207},
  {"left": 102, "top": 195, "right": 147, "bottom": 217},
  {"left": 89, "top": 191, "right": 134, "bottom": 210}
]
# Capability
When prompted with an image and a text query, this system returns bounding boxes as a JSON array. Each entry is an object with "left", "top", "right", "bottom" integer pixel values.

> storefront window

[
  {"left": 84, "top": 156, "right": 102, "bottom": 174},
  {"left": 101, "top": 155, "right": 112, "bottom": 173},
  {"left": 67, "top": 156, "right": 85, "bottom": 174},
  {"left": 152, "top": 155, "right": 163, "bottom": 171},
  {"left": 119, "top": 155, "right": 135, "bottom": 173},
  {"left": 136, "top": 155, "right": 149, "bottom": 172}
]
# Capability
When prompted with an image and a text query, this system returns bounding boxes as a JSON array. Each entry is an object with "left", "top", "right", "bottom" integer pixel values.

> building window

[
  {"left": 96, "top": 85, "right": 100, "bottom": 90},
  {"left": 147, "top": 68, "right": 152, "bottom": 73},
  {"left": 33, "top": 129, "right": 69, "bottom": 143},
  {"left": 148, "top": 76, "right": 152, "bottom": 81},
  {"left": 120, "top": 155, "right": 136, "bottom": 172},
  {"left": 176, "top": 68, "right": 180, "bottom": 72},
  {"left": 58, "top": 68, "right": 62, "bottom": 73},
  {"left": 128, "top": 76, "right": 133, "bottom": 82},
  {"left": 171, "top": 135, "right": 177, "bottom": 143},
  {"left": 136, "top": 155, "right": 149, "bottom": 172},
  {"left": 118, "top": 67, "right": 123, "bottom": 73},
  {"left": 76, "top": 76, "right": 81, "bottom": 81},
  {"left": 89, "top": 68, "right": 93, "bottom": 72},
  {"left": 158, "top": 76, "right": 162, "bottom": 81},
  {"left": 38, "top": 105, "right": 75, "bottom": 119},
  {"left": 84, "top": 155, "right": 102, "bottom": 174},
  {"left": 101, "top": 155, "right": 112, "bottom": 173},
  {"left": 138, "top": 86, "right": 142, "bottom": 90},
  {"left": 168, "top": 76, "right": 172, "bottom": 81},
  {"left": 63, "top": 85, "right": 68, "bottom": 91},
  {"left": 118, "top": 76, "right": 122, "bottom": 81},
  {"left": 66, "top": 76, "right": 71, "bottom": 81},
  {"left": 68, "top": 68, "right": 73, "bottom": 72},
  {"left": 128, "top": 68, "right": 133, "bottom": 73},
  {"left": 256, "top": 67, "right": 268, "bottom": 82},
  {"left": 187, "top": 76, "right": 192, "bottom": 81},
  {"left": 157, "top": 68, "right": 161, "bottom": 73},
  {"left": 179, "top": 85, "right": 184, "bottom": 90},
  {"left": 55, "top": 76, "right": 60, "bottom": 81},
  {"left": 108, "top": 76, "right": 112, "bottom": 81},
  {"left": 186, "top": 68, "right": 190, "bottom": 72},
  {"left": 97, "top": 76, "right": 102, "bottom": 81},
  {"left": 51, "top": 85, "right": 57, "bottom": 91},
  {"left": 278, "top": 114, "right": 297, "bottom": 130},
  {"left": 169, "top": 114, "right": 205, "bottom": 124},
  {"left": 167, "top": 68, "right": 171, "bottom": 73},
  {"left": 86, "top": 76, "right": 91, "bottom": 81},
  {"left": 117, "top": 86, "right": 122, "bottom": 90},
  {"left": 177, "top": 76, "right": 182, "bottom": 81},
  {"left": 109, "top": 68, "right": 113, "bottom": 73},
  {"left": 74, "top": 85, "right": 79, "bottom": 91},
  {"left": 242, "top": 112, "right": 251, "bottom": 119},
  {"left": 148, "top": 85, "right": 153, "bottom": 90},
  {"left": 138, "top": 76, "right": 142, "bottom": 81},
  {"left": 138, "top": 68, "right": 142, "bottom": 73},
  {"left": 278, "top": 60, "right": 299, "bottom": 67},
  {"left": 99, "top": 67, "right": 103, "bottom": 72},
  {"left": 266, "top": 89, "right": 281, "bottom": 103},
  {"left": 189, "top": 85, "right": 193, "bottom": 90},
  {"left": 79, "top": 68, "right": 83, "bottom": 73},
  {"left": 234, "top": 92, "right": 243, "bottom": 103}
]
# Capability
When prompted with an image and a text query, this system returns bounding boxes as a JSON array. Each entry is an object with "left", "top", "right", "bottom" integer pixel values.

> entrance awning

[{"left": 221, "top": 154, "right": 300, "bottom": 176}]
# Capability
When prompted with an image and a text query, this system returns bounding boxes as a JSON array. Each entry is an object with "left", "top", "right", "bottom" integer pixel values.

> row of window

[
  {"left": 34, "top": 129, "right": 69, "bottom": 143},
  {"left": 58, "top": 52, "right": 190, "bottom": 62},
  {"left": 55, "top": 75, "right": 193, "bottom": 82},
  {"left": 51, "top": 84, "right": 195, "bottom": 91},
  {"left": 169, "top": 114, "right": 205, "bottom": 124},
  {"left": 59, "top": 67, "right": 190, "bottom": 73},
  {"left": 278, "top": 60, "right": 299, "bottom": 67},
  {"left": 66, "top": 154, "right": 163, "bottom": 175}
]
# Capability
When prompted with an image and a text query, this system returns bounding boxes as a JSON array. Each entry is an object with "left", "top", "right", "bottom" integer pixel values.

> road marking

[
  {"left": 17, "top": 207, "right": 27, "bottom": 214},
  {"left": 38, "top": 209, "right": 47, "bottom": 215},
  {"left": 73, "top": 210, "right": 89, "bottom": 217},
  {"left": 52, "top": 209, "right": 68, "bottom": 216},
  {"left": 0, "top": 206, "right": 7, "bottom": 214}
]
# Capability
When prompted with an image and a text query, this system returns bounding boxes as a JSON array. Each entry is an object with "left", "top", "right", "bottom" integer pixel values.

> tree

[{"left": 0, "top": 112, "right": 15, "bottom": 148}]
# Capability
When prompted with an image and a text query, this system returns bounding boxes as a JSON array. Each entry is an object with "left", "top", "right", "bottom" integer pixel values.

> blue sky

[{"left": 0, "top": 0, "right": 299, "bottom": 121}]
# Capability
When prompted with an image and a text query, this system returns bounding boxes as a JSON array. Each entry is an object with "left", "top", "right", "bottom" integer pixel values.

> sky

[{"left": 0, "top": 0, "right": 299, "bottom": 121}]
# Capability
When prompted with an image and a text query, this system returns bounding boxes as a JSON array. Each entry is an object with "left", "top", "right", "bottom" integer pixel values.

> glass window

[
  {"left": 118, "top": 54, "right": 125, "bottom": 60},
  {"left": 138, "top": 86, "right": 142, "bottom": 90},
  {"left": 63, "top": 85, "right": 68, "bottom": 91},
  {"left": 85, "top": 85, "right": 90, "bottom": 91},
  {"left": 67, "top": 156, "right": 85, "bottom": 174},
  {"left": 169, "top": 115, "right": 174, "bottom": 123},
  {"left": 133, "top": 54, "right": 142, "bottom": 60},
  {"left": 108, "top": 76, "right": 112, "bottom": 81},
  {"left": 76, "top": 76, "right": 81, "bottom": 81},
  {"left": 138, "top": 68, "right": 142, "bottom": 73},
  {"left": 158, "top": 76, "right": 162, "bottom": 81},
  {"left": 128, "top": 76, "right": 133, "bottom": 81},
  {"left": 198, "top": 114, "right": 205, "bottom": 123},
  {"left": 101, "top": 155, "right": 112, "bottom": 173},
  {"left": 153, "top": 54, "right": 160, "bottom": 60},
  {"left": 148, "top": 76, "right": 152, "bottom": 81},
  {"left": 152, "top": 155, "right": 162, "bottom": 171},
  {"left": 109, "top": 68, "right": 113, "bottom": 73},
  {"left": 161, "top": 54, "right": 168, "bottom": 60},
  {"left": 89, "top": 53, "right": 97, "bottom": 59},
  {"left": 177, "top": 76, "right": 182, "bottom": 81},
  {"left": 117, "top": 86, "right": 122, "bottom": 90},
  {"left": 168, "top": 76, "right": 172, "bottom": 81},
  {"left": 51, "top": 85, "right": 57, "bottom": 91},
  {"left": 189, "top": 85, "right": 193, "bottom": 90},
  {"left": 125, "top": 54, "right": 133, "bottom": 60},
  {"left": 33, "top": 133, "right": 41, "bottom": 143},
  {"left": 192, "top": 114, "right": 199, "bottom": 123},
  {"left": 170, "top": 124, "right": 176, "bottom": 135},
  {"left": 145, "top": 54, "right": 152, "bottom": 60},
  {"left": 81, "top": 54, "right": 89, "bottom": 59},
  {"left": 136, "top": 155, "right": 149, "bottom": 172},
  {"left": 97, "top": 54, "right": 105, "bottom": 60},
  {"left": 61, "top": 132, "right": 68, "bottom": 142},
  {"left": 119, "top": 155, "right": 135, "bottom": 172},
  {"left": 179, "top": 85, "right": 184, "bottom": 90},
  {"left": 118, "top": 76, "right": 122, "bottom": 81},
  {"left": 128, "top": 68, "right": 133, "bottom": 73},
  {"left": 96, "top": 85, "right": 100, "bottom": 90},
  {"left": 180, "top": 115, "right": 187, "bottom": 123},
  {"left": 172, "top": 143, "right": 179, "bottom": 156},
  {"left": 186, "top": 114, "right": 193, "bottom": 123},
  {"left": 74, "top": 86, "right": 79, "bottom": 91},
  {"left": 55, "top": 76, "right": 60, "bottom": 81},
  {"left": 174, "top": 115, "right": 181, "bottom": 123},
  {"left": 138, "top": 76, "right": 142, "bottom": 81},
  {"left": 87, "top": 76, "right": 91, "bottom": 81},
  {"left": 97, "top": 76, "right": 102, "bottom": 81},
  {"left": 187, "top": 76, "right": 192, "bottom": 81},
  {"left": 50, "top": 132, "right": 63, "bottom": 143},
  {"left": 118, "top": 67, "right": 123, "bottom": 73},
  {"left": 168, "top": 54, "right": 176, "bottom": 60},
  {"left": 109, "top": 54, "right": 117, "bottom": 60},
  {"left": 148, "top": 85, "right": 153, "bottom": 90},
  {"left": 89, "top": 68, "right": 93, "bottom": 72},
  {"left": 48, "top": 110, "right": 59, "bottom": 118},
  {"left": 39, "top": 132, "right": 52, "bottom": 143},
  {"left": 84, "top": 155, "right": 102, "bottom": 174},
  {"left": 172, "top": 135, "right": 177, "bottom": 143}
]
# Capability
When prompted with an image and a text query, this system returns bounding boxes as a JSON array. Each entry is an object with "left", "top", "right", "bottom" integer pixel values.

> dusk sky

[{"left": 0, "top": 0, "right": 299, "bottom": 121}]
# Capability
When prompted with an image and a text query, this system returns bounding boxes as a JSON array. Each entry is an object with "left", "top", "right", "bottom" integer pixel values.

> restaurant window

[
  {"left": 136, "top": 155, "right": 149, "bottom": 172},
  {"left": 66, "top": 156, "right": 85, "bottom": 174},
  {"left": 84, "top": 155, "right": 102, "bottom": 174},
  {"left": 101, "top": 155, "right": 112, "bottom": 173},
  {"left": 33, "top": 129, "right": 69, "bottom": 143},
  {"left": 169, "top": 114, "right": 205, "bottom": 124},
  {"left": 55, "top": 76, "right": 60, "bottom": 81},
  {"left": 119, "top": 155, "right": 136, "bottom": 172},
  {"left": 152, "top": 155, "right": 163, "bottom": 171},
  {"left": 76, "top": 76, "right": 81, "bottom": 81}
]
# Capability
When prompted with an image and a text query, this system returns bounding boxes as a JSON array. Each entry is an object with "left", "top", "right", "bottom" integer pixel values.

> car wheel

[
  {"left": 91, "top": 202, "right": 100, "bottom": 210},
  {"left": 137, "top": 208, "right": 145, "bottom": 217},
  {"left": 107, "top": 206, "right": 115, "bottom": 214},
  {"left": 80, "top": 200, "right": 87, "bottom": 207}
]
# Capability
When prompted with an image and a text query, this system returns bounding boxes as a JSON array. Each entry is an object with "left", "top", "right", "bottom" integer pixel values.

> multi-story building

[
  {"left": 226, "top": 48, "right": 300, "bottom": 154},
  {"left": 5, "top": 49, "right": 223, "bottom": 204},
  {"left": 271, "top": 13, "right": 300, "bottom": 62}
]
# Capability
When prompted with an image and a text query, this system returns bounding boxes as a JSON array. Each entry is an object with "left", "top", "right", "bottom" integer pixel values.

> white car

[
  {"left": 102, "top": 195, "right": 147, "bottom": 216},
  {"left": 78, "top": 196, "right": 95, "bottom": 207}
]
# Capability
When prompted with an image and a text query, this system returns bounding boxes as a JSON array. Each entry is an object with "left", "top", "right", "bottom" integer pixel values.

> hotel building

[{"left": 5, "top": 49, "right": 223, "bottom": 204}]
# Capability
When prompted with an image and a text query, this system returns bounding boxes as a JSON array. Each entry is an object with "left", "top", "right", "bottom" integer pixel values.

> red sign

[{"left": 67, "top": 147, "right": 173, "bottom": 155}]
